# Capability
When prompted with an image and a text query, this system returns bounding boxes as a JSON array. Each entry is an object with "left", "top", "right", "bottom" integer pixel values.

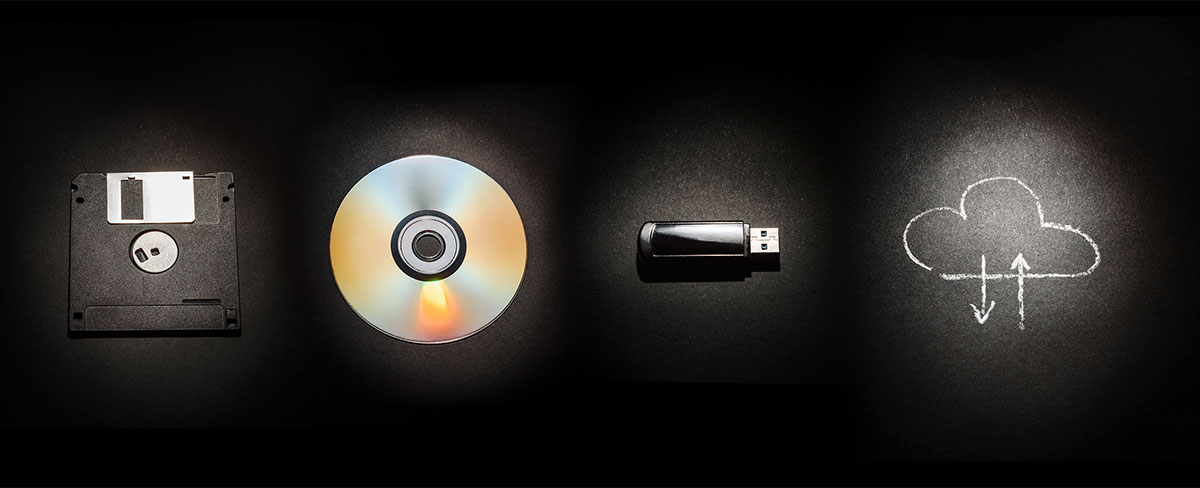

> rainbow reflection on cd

[{"left": 330, "top": 155, "right": 526, "bottom": 343}]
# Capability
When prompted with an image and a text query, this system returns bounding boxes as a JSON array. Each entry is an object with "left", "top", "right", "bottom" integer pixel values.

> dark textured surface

[
  {"left": 1, "top": 23, "right": 316, "bottom": 428},
  {"left": 842, "top": 18, "right": 1200, "bottom": 461},
  {"left": 572, "top": 83, "right": 841, "bottom": 385},
  {"left": 288, "top": 84, "right": 580, "bottom": 406},
  {"left": 0, "top": 5, "right": 1198, "bottom": 485}
]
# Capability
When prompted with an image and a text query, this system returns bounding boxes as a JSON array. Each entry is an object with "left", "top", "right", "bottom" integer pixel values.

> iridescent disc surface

[{"left": 330, "top": 155, "right": 527, "bottom": 343}]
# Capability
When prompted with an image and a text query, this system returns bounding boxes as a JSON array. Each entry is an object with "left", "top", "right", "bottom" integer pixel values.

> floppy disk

[{"left": 68, "top": 171, "right": 240, "bottom": 335}]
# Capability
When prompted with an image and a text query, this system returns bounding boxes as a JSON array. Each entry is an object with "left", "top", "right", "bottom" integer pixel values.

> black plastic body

[
  {"left": 638, "top": 221, "right": 749, "bottom": 262},
  {"left": 68, "top": 172, "right": 240, "bottom": 336},
  {"left": 637, "top": 221, "right": 773, "bottom": 282}
]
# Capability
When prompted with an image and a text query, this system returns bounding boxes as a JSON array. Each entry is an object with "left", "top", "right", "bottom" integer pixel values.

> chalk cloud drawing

[{"left": 903, "top": 177, "right": 1100, "bottom": 329}]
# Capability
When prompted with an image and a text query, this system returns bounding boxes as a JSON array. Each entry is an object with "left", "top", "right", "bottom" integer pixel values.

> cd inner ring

[
  {"left": 391, "top": 210, "right": 467, "bottom": 282},
  {"left": 412, "top": 231, "right": 445, "bottom": 262}
]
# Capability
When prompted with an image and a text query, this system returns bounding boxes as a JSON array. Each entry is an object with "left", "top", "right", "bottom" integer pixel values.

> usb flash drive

[{"left": 637, "top": 221, "right": 779, "bottom": 281}]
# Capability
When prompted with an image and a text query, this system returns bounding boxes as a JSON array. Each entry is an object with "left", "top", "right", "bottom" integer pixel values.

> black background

[{"left": 1, "top": 2, "right": 1199, "bottom": 485}]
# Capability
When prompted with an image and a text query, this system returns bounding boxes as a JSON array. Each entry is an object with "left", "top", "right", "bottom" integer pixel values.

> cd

[{"left": 330, "top": 155, "right": 527, "bottom": 344}]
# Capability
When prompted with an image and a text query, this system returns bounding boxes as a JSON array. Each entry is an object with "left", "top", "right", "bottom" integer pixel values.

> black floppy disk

[{"left": 68, "top": 171, "right": 239, "bottom": 335}]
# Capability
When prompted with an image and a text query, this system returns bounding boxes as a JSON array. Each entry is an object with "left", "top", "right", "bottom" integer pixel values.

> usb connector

[{"left": 750, "top": 227, "right": 779, "bottom": 254}]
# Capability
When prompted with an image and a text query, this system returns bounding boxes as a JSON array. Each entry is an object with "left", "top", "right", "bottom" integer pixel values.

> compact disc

[{"left": 330, "top": 155, "right": 526, "bottom": 344}]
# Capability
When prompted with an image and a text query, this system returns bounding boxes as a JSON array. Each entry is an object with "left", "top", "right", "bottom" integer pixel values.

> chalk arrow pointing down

[
  {"left": 1011, "top": 253, "right": 1032, "bottom": 329},
  {"left": 968, "top": 254, "right": 996, "bottom": 324}
]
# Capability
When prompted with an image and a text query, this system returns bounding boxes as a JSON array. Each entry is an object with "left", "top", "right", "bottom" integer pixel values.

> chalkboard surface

[{"left": 840, "top": 18, "right": 1200, "bottom": 460}]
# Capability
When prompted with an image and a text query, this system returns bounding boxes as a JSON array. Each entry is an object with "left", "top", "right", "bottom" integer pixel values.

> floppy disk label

[{"left": 106, "top": 171, "right": 196, "bottom": 224}]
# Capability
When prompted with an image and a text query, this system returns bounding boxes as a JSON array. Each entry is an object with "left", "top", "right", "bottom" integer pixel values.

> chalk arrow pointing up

[
  {"left": 1011, "top": 253, "right": 1031, "bottom": 329},
  {"left": 1010, "top": 253, "right": 1031, "bottom": 272},
  {"left": 968, "top": 254, "right": 996, "bottom": 324}
]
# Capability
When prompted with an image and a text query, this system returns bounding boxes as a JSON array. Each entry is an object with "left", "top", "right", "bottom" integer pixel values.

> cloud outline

[{"left": 902, "top": 176, "right": 1101, "bottom": 280}]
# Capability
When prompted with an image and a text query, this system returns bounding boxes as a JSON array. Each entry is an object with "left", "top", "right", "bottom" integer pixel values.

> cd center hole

[{"left": 413, "top": 232, "right": 445, "bottom": 261}]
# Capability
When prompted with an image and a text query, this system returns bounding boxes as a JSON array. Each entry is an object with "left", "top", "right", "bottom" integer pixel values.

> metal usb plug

[{"left": 750, "top": 227, "right": 779, "bottom": 255}]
